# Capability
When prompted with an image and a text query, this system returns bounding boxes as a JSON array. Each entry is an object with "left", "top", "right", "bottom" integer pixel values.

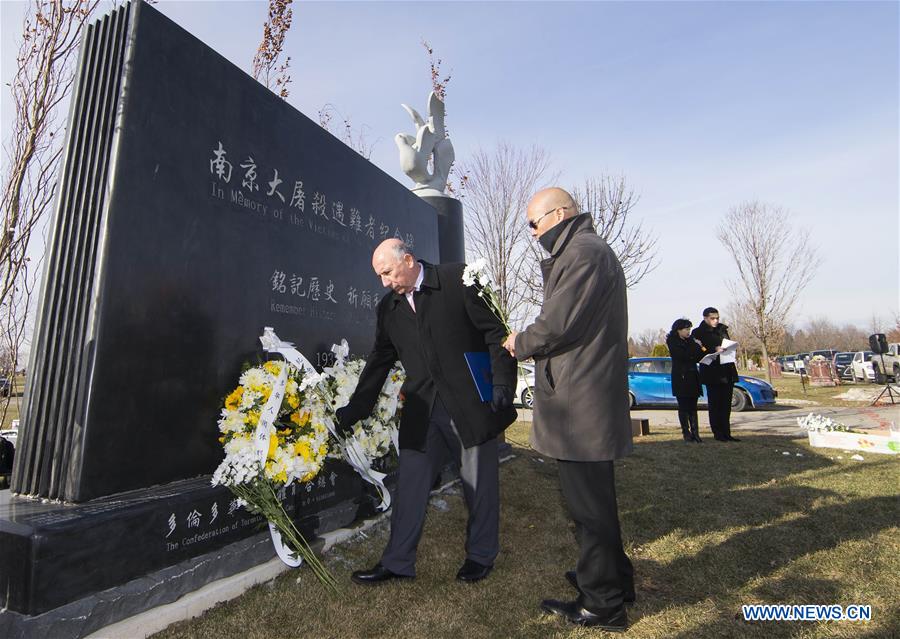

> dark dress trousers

[
  {"left": 665, "top": 333, "right": 705, "bottom": 436},
  {"left": 342, "top": 261, "right": 517, "bottom": 575},
  {"left": 690, "top": 322, "right": 739, "bottom": 438}
]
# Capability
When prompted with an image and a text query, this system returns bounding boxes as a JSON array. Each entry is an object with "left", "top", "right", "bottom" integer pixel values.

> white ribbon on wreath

[
  {"left": 259, "top": 328, "right": 393, "bottom": 514},
  {"left": 251, "top": 361, "right": 303, "bottom": 567}
]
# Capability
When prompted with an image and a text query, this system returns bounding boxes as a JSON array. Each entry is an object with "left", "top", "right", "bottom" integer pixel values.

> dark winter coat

[
  {"left": 514, "top": 214, "right": 633, "bottom": 462},
  {"left": 690, "top": 321, "right": 739, "bottom": 385},
  {"left": 666, "top": 333, "right": 705, "bottom": 398},
  {"left": 343, "top": 261, "right": 518, "bottom": 451}
]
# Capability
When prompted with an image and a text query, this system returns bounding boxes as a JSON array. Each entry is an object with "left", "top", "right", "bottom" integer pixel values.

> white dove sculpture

[{"left": 395, "top": 91, "right": 455, "bottom": 198}]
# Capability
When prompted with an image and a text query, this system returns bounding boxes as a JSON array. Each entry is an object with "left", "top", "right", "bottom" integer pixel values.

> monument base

[
  {"left": 0, "top": 460, "right": 392, "bottom": 620},
  {"left": 421, "top": 196, "right": 465, "bottom": 263},
  {"left": 1, "top": 531, "right": 280, "bottom": 639}
]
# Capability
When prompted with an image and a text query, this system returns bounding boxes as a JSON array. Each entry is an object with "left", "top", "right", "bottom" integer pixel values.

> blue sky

[{"left": 2, "top": 0, "right": 898, "bottom": 337}]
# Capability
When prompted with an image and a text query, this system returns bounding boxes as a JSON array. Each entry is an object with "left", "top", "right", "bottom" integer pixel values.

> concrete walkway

[{"left": 518, "top": 403, "right": 899, "bottom": 438}]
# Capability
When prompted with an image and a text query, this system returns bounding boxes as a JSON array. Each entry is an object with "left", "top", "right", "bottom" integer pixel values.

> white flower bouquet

[
  {"left": 798, "top": 412, "right": 899, "bottom": 455},
  {"left": 213, "top": 359, "right": 336, "bottom": 589}
]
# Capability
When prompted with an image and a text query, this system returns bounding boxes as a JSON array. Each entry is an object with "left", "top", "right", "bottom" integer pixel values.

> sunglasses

[{"left": 528, "top": 206, "right": 568, "bottom": 230}]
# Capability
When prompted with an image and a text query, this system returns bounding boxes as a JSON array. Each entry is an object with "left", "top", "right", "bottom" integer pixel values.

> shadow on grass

[{"left": 513, "top": 433, "right": 897, "bottom": 636}]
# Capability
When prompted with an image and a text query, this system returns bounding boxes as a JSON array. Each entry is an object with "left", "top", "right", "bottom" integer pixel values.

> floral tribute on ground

[{"left": 212, "top": 328, "right": 404, "bottom": 588}]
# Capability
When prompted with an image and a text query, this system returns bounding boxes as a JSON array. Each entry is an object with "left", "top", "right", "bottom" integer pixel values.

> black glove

[
  {"left": 335, "top": 406, "right": 360, "bottom": 436},
  {"left": 491, "top": 385, "right": 513, "bottom": 413}
]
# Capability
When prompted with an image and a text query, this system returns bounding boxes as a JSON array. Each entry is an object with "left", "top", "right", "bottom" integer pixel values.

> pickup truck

[{"left": 872, "top": 343, "right": 900, "bottom": 383}]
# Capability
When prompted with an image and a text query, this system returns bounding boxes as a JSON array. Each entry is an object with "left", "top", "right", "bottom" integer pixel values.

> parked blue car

[{"left": 628, "top": 357, "right": 777, "bottom": 412}]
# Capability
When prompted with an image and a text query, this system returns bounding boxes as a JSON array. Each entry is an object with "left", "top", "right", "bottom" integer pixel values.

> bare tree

[
  {"left": 1, "top": 0, "right": 101, "bottom": 426},
  {"left": 459, "top": 143, "right": 555, "bottom": 327},
  {"left": 787, "top": 319, "right": 871, "bottom": 353},
  {"left": 251, "top": 0, "right": 293, "bottom": 99},
  {"left": 722, "top": 300, "right": 770, "bottom": 368},
  {"left": 571, "top": 176, "right": 658, "bottom": 287},
  {"left": 630, "top": 328, "right": 666, "bottom": 357},
  {"left": 888, "top": 313, "right": 900, "bottom": 343},
  {"left": 716, "top": 201, "right": 821, "bottom": 382},
  {"left": 316, "top": 104, "right": 377, "bottom": 160},
  {"left": 519, "top": 174, "right": 655, "bottom": 312},
  {"left": 420, "top": 39, "right": 467, "bottom": 197}
]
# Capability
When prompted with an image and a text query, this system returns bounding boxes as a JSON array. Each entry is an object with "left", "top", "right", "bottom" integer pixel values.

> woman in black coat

[
  {"left": 666, "top": 318, "right": 705, "bottom": 442},
  {"left": 690, "top": 307, "right": 740, "bottom": 442}
]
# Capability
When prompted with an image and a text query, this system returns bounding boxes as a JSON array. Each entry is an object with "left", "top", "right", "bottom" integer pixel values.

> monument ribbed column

[
  {"left": 12, "top": 2, "right": 133, "bottom": 500},
  {"left": 421, "top": 195, "right": 465, "bottom": 263}
]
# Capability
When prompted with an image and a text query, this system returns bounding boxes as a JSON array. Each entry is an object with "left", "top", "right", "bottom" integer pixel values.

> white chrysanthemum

[
  {"left": 212, "top": 446, "right": 261, "bottom": 487},
  {"left": 218, "top": 409, "right": 245, "bottom": 433},
  {"left": 239, "top": 367, "right": 269, "bottom": 389},
  {"left": 224, "top": 434, "right": 254, "bottom": 456},
  {"left": 240, "top": 388, "right": 263, "bottom": 411}
]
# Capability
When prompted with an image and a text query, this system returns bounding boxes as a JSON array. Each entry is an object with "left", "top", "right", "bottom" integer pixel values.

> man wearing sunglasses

[{"left": 503, "top": 187, "right": 634, "bottom": 631}]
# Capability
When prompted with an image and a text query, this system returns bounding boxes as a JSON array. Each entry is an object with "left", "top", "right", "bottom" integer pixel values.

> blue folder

[{"left": 464, "top": 351, "right": 493, "bottom": 403}]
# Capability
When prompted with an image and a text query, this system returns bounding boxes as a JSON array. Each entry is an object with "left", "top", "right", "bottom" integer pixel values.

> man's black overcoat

[{"left": 346, "top": 261, "right": 517, "bottom": 451}]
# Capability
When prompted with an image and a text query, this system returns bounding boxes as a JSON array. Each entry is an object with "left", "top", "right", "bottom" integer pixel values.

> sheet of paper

[
  {"left": 719, "top": 339, "right": 739, "bottom": 364},
  {"left": 699, "top": 352, "right": 719, "bottom": 365}
]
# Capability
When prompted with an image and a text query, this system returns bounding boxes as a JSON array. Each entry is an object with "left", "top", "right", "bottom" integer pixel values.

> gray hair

[{"left": 389, "top": 241, "right": 414, "bottom": 262}]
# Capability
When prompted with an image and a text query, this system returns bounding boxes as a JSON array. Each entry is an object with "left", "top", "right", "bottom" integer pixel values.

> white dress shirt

[{"left": 405, "top": 262, "right": 424, "bottom": 312}]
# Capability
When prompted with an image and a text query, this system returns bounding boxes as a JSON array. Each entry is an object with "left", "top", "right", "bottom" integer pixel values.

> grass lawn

[
  {"left": 153, "top": 421, "right": 899, "bottom": 639},
  {"left": 1, "top": 374, "right": 26, "bottom": 430},
  {"left": 739, "top": 371, "right": 872, "bottom": 408}
]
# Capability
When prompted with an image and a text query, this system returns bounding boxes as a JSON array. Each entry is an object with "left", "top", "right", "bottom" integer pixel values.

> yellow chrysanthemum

[
  {"left": 273, "top": 470, "right": 287, "bottom": 483},
  {"left": 318, "top": 444, "right": 327, "bottom": 457},
  {"left": 267, "top": 433, "right": 279, "bottom": 459},
  {"left": 290, "top": 409, "right": 311, "bottom": 427},
  {"left": 225, "top": 386, "right": 244, "bottom": 411},
  {"left": 286, "top": 393, "right": 300, "bottom": 409},
  {"left": 263, "top": 361, "right": 282, "bottom": 376},
  {"left": 294, "top": 441, "right": 311, "bottom": 461},
  {"left": 246, "top": 410, "right": 260, "bottom": 427}
]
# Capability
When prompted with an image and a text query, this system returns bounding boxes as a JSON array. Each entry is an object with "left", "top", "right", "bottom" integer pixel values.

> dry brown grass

[{"left": 152, "top": 421, "right": 899, "bottom": 638}]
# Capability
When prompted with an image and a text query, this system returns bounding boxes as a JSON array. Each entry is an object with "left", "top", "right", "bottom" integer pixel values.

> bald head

[
  {"left": 526, "top": 187, "right": 579, "bottom": 237},
  {"left": 372, "top": 239, "right": 420, "bottom": 294}
]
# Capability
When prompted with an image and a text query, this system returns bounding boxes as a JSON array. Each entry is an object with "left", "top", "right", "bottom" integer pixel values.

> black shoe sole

[{"left": 540, "top": 603, "right": 628, "bottom": 631}]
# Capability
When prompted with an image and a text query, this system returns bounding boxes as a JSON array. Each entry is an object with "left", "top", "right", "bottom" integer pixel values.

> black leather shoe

[
  {"left": 714, "top": 435, "right": 729, "bottom": 442},
  {"left": 456, "top": 559, "right": 493, "bottom": 582},
  {"left": 565, "top": 571, "right": 636, "bottom": 604},
  {"left": 726, "top": 435, "right": 741, "bottom": 442},
  {"left": 692, "top": 433, "right": 703, "bottom": 443},
  {"left": 540, "top": 598, "right": 628, "bottom": 631},
  {"left": 351, "top": 563, "right": 413, "bottom": 585}
]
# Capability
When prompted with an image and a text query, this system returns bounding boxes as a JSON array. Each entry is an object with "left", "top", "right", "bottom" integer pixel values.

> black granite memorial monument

[{"left": 1, "top": 1, "right": 453, "bottom": 635}]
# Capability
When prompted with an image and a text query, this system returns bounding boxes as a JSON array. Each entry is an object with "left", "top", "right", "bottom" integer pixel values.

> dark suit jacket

[
  {"left": 344, "top": 261, "right": 518, "bottom": 451},
  {"left": 690, "top": 322, "right": 739, "bottom": 385}
]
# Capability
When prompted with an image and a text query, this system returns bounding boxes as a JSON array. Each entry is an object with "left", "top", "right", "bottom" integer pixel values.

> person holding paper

[
  {"left": 665, "top": 318, "right": 705, "bottom": 443},
  {"left": 335, "top": 239, "right": 517, "bottom": 585},
  {"left": 503, "top": 188, "right": 634, "bottom": 632},
  {"left": 690, "top": 307, "right": 740, "bottom": 442}
]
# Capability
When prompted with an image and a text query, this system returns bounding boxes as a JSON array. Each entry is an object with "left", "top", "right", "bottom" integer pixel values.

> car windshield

[
  {"left": 630, "top": 360, "right": 668, "bottom": 373},
  {"left": 834, "top": 353, "right": 853, "bottom": 364},
  {"left": 863, "top": 352, "right": 873, "bottom": 361}
]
